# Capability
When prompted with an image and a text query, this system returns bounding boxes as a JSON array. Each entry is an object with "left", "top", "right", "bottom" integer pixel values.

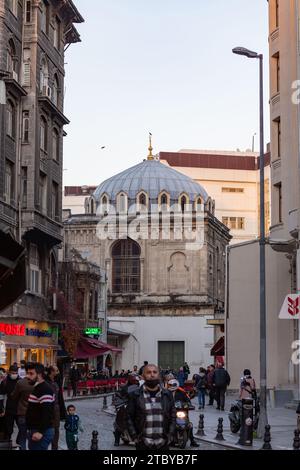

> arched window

[
  {"left": 90, "top": 198, "right": 95, "bottom": 214},
  {"left": 137, "top": 192, "right": 147, "bottom": 211},
  {"left": 112, "top": 239, "right": 141, "bottom": 293},
  {"left": 117, "top": 193, "right": 127, "bottom": 213},
  {"left": 179, "top": 194, "right": 189, "bottom": 212},
  {"left": 159, "top": 192, "right": 169, "bottom": 210},
  {"left": 40, "top": 58, "right": 49, "bottom": 93},
  {"left": 52, "top": 75, "right": 59, "bottom": 107},
  {"left": 195, "top": 197, "right": 203, "bottom": 210},
  {"left": 40, "top": 116, "right": 48, "bottom": 152},
  {"left": 7, "top": 40, "right": 17, "bottom": 77},
  {"left": 6, "top": 100, "right": 16, "bottom": 138},
  {"left": 52, "top": 128, "right": 59, "bottom": 161}
]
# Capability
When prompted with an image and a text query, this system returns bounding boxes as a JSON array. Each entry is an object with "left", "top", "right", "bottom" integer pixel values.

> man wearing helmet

[{"left": 167, "top": 379, "right": 199, "bottom": 448}]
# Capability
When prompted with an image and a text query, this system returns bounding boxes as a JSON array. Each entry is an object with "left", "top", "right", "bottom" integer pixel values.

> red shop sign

[{"left": 0, "top": 323, "right": 26, "bottom": 336}]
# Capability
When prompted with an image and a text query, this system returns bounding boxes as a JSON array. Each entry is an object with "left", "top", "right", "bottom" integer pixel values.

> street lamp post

[{"left": 232, "top": 47, "right": 268, "bottom": 437}]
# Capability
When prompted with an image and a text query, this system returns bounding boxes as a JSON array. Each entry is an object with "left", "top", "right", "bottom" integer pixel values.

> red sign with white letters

[{"left": 0, "top": 323, "right": 26, "bottom": 336}]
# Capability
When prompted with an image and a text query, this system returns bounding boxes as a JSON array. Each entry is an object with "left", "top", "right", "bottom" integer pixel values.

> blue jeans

[
  {"left": 198, "top": 389, "right": 206, "bottom": 408},
  {"left": 28, "top": 428, "right": 55, "bottom": 451},
  {"left": 17, "top": 416, "right": 27, "bottom": 450}
]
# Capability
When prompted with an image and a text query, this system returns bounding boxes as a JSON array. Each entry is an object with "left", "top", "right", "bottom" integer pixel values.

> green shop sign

[{"left": 84, "top": 327, "right": 102, "bottom": 335}]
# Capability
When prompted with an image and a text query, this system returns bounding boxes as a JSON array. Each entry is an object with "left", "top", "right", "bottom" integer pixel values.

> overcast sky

[{"left": 63, "top": 0, "right": 269, "bottom": 186}]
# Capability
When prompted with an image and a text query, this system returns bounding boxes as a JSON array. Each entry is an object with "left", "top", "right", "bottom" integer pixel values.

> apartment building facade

[
  {"left": 160, "top": 149, "right": 271, "bottom": 244},
  {"left": 0, "top": 0, "right": 83, "bottom": 366}
]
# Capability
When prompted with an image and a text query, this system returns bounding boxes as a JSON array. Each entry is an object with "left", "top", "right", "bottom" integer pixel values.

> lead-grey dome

[{"left": 94, "top": 159, "right": 208, "bottom": 205}]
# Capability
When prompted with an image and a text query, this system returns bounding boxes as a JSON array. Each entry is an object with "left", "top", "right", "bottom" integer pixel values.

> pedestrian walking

[
  {"left": 46, "top": 365, "right": 66, "bottom": 450},
  {"left": 0, "top": 365, "right": 20, "bottom": 441},
  {"left": 25, "top": 363, "right": 55, "bottom": 451},
  {"left": 196, "top": 368, "right": 207, "bottom": 410},
  {"left": 64, "top": 405, "right": 83, "bottom": 450},
  {"left": 212, "top": 364, "right": 231, "bottom": 411},
  {"left": 207, "top": 365, "right": 216, "bottom": 406},
  {"left": 177, "top": 367, "right": 186, "bottom": 387},
  {"left": 127, "top": 364, "right": 176, "bottom": 451},
  {"left": 69, "top": 363, "right": 81, "bottom": 397},
  {"left": 10, "top": 367, "right": 34, "bottom": 450},
  {"left": 183, "top": 362, "right": 190, "bottom": 381}
]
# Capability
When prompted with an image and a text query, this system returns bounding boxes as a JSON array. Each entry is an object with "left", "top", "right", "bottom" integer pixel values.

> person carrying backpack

[{"left": 196, "top": 368, "right": 207, "bottom": 410}]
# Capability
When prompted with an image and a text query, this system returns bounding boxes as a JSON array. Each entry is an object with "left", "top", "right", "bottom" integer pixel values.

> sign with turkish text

[
  {"left": 84, "top": 327, "right": 102, "bottom": 335},
  {"left": 0, "top": 323, "right": 25, "bottom": 336},
  {"left": 279, "top": 294, "right": 300, "bottom": 319}
]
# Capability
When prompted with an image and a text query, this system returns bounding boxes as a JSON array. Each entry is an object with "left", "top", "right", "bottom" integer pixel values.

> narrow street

[{"left": 57, "top": 398, "right": 225, "bottom": 451}]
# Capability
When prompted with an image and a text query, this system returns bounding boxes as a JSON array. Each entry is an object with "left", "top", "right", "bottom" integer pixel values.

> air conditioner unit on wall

[{"left": 42, "top": 85, "right": 52, "bottom": 98}]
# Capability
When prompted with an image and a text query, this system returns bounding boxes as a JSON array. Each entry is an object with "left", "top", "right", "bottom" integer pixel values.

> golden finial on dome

[{"left": 147, "top": 132, "right": 154, "bottom": 160}]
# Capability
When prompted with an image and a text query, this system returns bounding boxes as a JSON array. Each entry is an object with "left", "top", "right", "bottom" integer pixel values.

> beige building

[
  {"left": 226, "top": 0, "right": 300, "bottom": 400},
  {"left": 63, "top": 186, "right": 97, "bottom": 215},
  {"left": 63, "top": 146, "right": 231, "bottom": 375},
  {"left": 160, "top": 150, "right": 271, "bottom": 244}
]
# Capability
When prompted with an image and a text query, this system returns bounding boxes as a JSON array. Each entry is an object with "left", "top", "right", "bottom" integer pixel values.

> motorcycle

[
  {"left": 174, "top": 401, "right": 190, "bottom": 449},
  {"left": 228, "top": 397, "right": 260, "bottom": 434}
]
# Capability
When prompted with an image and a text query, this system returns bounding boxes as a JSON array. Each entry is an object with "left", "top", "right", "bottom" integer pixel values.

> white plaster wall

[{"left": 108, "top": 316, "right": 214, "bottom": 376}]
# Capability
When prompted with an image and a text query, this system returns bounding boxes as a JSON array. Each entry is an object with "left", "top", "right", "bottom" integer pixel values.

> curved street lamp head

[{"left": 232, "top": 47, "right": 259, "bottom": 59}]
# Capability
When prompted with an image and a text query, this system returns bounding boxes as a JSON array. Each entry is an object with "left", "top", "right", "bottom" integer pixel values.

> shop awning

[
  {"left": 210, "top": 336, "right": 225, "bottom": 356},
  {"left": 0, "top": 228, "right": 26, "bottom": 311},
  {"left": 74, "top": 337, "right": 122, "bottom": 359},
  {"left": 108, "top": 328, "right": 130, "bottom": 337}
]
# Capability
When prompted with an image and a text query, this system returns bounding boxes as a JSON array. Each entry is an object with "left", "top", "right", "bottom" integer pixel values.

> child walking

[{"left": 64, "top": 404, "right": 83, "bottom": 450}]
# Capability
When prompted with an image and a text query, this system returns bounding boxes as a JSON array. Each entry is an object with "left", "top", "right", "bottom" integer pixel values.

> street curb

[{"left": 64, "top": 393, "right": 114, "bottom": 402}]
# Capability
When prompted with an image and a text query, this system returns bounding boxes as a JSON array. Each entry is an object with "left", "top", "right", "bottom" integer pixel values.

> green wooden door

[{"left": 158, "top": 341, "right": 185, "bottom": 371}]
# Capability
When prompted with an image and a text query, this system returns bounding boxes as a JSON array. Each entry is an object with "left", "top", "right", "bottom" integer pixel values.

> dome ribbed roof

[{"left": 94, "top": 159, "right": 208, "bottom": 203}]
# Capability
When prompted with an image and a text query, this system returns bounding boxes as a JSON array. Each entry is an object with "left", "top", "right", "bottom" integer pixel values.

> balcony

[
  {"left": 22, "top": 209, "right": 63, "bottom": 246},
  {"left": 288, "top": 209, "right": 299, "bottom": 239},
  {"left": 4, "top": 72, "right": 27, "bottom": 98},
  {"left": 38, "top": 93, "right": 70, "bottom": 126}
]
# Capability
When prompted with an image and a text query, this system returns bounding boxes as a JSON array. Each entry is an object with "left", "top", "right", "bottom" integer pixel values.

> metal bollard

[
  {"left": 215, "top": 417, "right": 225, "bottom": 441},
  {"left": 90, "top": 431, "right": 99, "bottom": 450},
  {"left": 293, "top": 429, "right": 300, "bottom": 450},
  {"left": 196, "top": 414, "right": 206, "bottom": 436},
  {"left": 102, "top": 394, "right": 108, "bottom": 410},
  {"left": 261, "top": 424, "right": 272, "bottom": 450},
  {"left": 238, "top": 398, "right": 254, "bottom": 446},
  {"left": 111, "top": 393, "right": 115, "bottom": 406}
]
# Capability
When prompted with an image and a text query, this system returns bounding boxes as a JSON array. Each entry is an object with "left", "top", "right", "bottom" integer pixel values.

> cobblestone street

[{"left": 57, "top": 398, "right": 225, "bottom": 451}]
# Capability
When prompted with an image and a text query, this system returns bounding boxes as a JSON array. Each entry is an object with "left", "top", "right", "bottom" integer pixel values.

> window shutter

[{"left": 22, "top": 62, "right": 31, "bottom": 87}]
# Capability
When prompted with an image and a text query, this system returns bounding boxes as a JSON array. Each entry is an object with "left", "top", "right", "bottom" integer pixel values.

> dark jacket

[
  {"left": 127, "top": 385, "right": 176, "bottom": 440},
  {"left": 10, "top": 377, "right": 34, "bottom": 416},
  {"left": 195, "top": 374, "right": 207, "bottom": 390},
  {"left": 69, "top": 368, "right": 80, "bottom": 383},
  {"left": 26, "top": 381, "right": 55, "bottom": 433},
  {"left": 213, "top": 368, "right": 231, "bottom": 388},
  {"left": 0, "top": 375, "right": 20, "bottom": 415}
]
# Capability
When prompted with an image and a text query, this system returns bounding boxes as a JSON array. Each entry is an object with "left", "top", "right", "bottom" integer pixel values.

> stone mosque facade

[{"left": 63, "top": 144, "right": 231, "bottom": 375}]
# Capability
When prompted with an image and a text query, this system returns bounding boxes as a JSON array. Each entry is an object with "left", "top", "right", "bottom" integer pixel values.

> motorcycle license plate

[{"left": 176, "top": 418, "right": 186, "bottom": 426}]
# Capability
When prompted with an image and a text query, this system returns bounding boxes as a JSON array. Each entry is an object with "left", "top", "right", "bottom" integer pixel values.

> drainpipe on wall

[{"left": 224, "top": 244, "right": 230, "bottom": 370}]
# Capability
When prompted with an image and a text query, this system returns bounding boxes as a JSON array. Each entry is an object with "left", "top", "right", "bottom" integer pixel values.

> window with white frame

[
  {"left": 29, "top": 244, "right": 41, "bottom": 294},
  {"left": 40, "top": 58, "right": 49, "bottom": 93},
  {"left": 39, "top": 172, "right": 47, "bottom": 213},
  {"left": 25, "top": 1, "right": 31, "bottom": 23},
  {"left": 22, "top": 111, "right": 29, "bottom": 143}
]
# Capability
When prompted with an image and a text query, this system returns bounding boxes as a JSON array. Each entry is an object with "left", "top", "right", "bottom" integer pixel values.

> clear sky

[{"left": 63, "top": 0, "right": 270, "bottom": 186}]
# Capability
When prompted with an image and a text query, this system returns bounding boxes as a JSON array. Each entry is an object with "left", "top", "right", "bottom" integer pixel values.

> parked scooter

[{"left": 228, "top": 397, "right": 260, "bottom": 434}]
